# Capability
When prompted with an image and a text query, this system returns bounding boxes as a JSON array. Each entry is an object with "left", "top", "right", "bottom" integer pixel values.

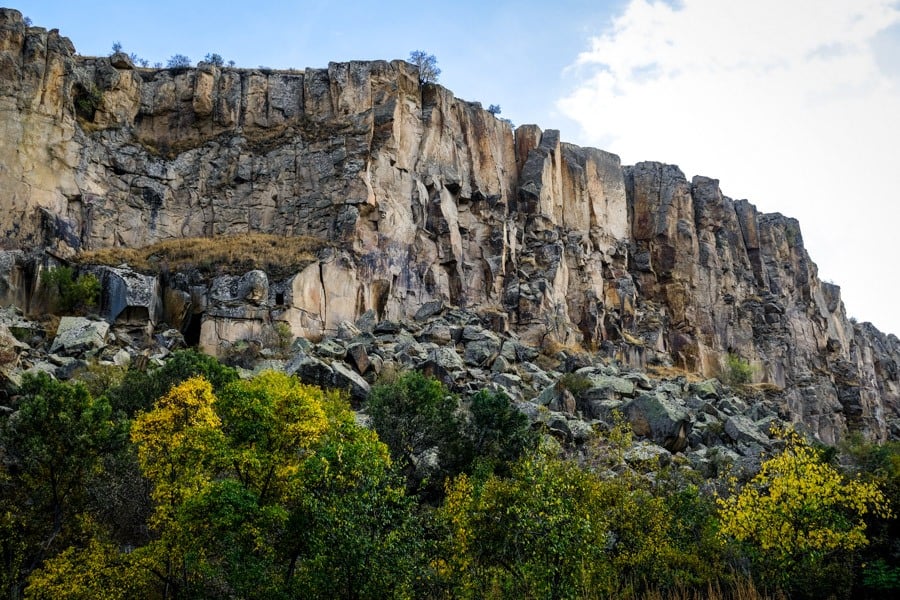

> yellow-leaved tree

[{"left": 718, "top": 427, "right": 892, "bottom": 596}]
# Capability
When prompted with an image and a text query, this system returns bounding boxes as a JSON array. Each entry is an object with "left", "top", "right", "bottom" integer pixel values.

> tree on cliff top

[{"left": 408, "top": 50, "right": 440, "bottom": 84}]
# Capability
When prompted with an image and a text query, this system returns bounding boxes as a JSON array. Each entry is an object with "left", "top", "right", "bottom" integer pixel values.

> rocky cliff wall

[{"left": 0, "top": 8, "right": 897, "bottom": 443}]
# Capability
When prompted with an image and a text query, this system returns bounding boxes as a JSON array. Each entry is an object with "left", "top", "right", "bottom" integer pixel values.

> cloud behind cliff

[{"left": 558, "top": 0, "right": 900, "bottom": 335}]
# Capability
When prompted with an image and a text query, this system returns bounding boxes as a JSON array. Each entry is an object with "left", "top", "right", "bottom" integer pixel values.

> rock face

[{"left": 0, "top": 8, "right": 898, "bottom": 443}]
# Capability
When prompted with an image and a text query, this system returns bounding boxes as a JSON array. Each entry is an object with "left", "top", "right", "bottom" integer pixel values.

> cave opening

[{"left": 184, "top": 312, "right": 203, "bottom": 347}]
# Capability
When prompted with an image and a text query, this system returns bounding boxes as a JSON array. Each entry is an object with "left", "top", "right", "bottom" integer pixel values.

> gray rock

[
  {"left": 418, "top": 321, "right": 453, "bottom": 344},
  {"left": 50, "top": 317, "right": 110, "bottom": 355},
  {"left": 285, "top": 352, "right": 333, "bottom": 387},
  {"left": 724, "top": 414, "right": 771, "bottom": 447},
  {"left": 336, "top": 320, "right": 362, "bottom": 341},
  {"left": 464, "top": 338, "right": 500, "bottom": 367},
  {"left": 238, "top": 270, "right": 269, "bottom": 305},
  {"left": 346, "top": 342, "right": 370, "bottom": 374},
  {"left": 623, "top": 392, "right": 693, "bottom": 452},
  {"left": 690, "top": 379, "right": 721, "bottom": 400},
  {"left": 316, "top": 338, "right": 347, "bottom": 359},
  {"left": 414, "top": 299, "right": 444, "bottom": 321},
  {"left": 330, "top": 361, "right": 371, "bottom": 403}
]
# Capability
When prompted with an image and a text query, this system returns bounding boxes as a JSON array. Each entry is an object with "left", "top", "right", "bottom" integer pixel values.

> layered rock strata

[{"left": 0, "top": 9, "right": 897, "bottom": 443}]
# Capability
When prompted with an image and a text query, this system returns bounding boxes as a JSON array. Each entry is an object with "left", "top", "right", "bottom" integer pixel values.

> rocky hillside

[{"left": 0, "top": 8, "right": 898, "bottom": 443}]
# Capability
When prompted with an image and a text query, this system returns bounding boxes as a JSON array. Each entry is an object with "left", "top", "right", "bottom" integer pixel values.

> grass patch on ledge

[{"left": 76, "top": 233, "right": 330, "bottom": 279}]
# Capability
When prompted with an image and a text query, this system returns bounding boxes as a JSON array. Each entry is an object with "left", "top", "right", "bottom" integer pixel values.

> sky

[{"left": 11, "top": 0, "right": 900, "bottom": 336}]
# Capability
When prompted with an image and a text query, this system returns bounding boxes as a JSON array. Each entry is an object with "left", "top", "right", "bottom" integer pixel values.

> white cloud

[{"left": 558, "top": 0, "right": 900, "bottom": 335}]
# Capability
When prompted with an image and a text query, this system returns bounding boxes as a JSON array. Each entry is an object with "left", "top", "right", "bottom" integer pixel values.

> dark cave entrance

[{"left": 183, "top": 312, "right": 203, "bottom": 347}]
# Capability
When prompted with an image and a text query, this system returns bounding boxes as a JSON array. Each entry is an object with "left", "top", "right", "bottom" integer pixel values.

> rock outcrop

[{"left": 0, "top": 8, "right": 897, "bottom": 443}]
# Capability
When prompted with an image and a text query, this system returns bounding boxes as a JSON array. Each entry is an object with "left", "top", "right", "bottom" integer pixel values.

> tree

[
  {"left": 408, "top": 50, "right": 440, "bottom": 84},
  {"left": 368, "top": 372, "right": 462, "bottom": 497},
  {"left": 487, "top": 104, "right": 501, "bottom": 115},
  {"left": 166, "top": 54, "right": 191, "bottom": 69},
  {"left": 203, "top": 53, "right": 224, "bottom": 67},
  {"left": 105, "top": 348, "right": 237, "bottom": 418},
  {"left": 0, "top": 373, "right": 114, "bottom": 596},
  {"left": 34, "top": 371, "right": 422, "bottom": 598},
  {"left": 718, "top": 427, "right": 891, "bottom": 597},
  {"left": 462, "top": 389, "right": 536, "bottom": 476},
  {"left": 110, "top": 41, "right": 122, "bottom": 54}
]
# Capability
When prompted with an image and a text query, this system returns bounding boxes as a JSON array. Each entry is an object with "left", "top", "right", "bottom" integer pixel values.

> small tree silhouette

[
  {"left": 166, "top": 54, "right": 191, "bottom": 69},
  {"left": 408, "top": 50, "right": 440, "bottom": 84}
]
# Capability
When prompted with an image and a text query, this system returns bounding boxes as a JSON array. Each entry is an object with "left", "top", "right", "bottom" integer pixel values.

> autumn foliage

[{"left": 0, "top": 363, "right": 896, "bottom": 599}]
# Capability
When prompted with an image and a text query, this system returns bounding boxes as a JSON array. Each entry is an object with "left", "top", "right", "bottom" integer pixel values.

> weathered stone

[
  {"left": 464, "top": 338, "right": 500, "bottom": 367},
  {"left": 50, "top": 317, "right": 109, "bottom": 355},
  {"left": 330, "top": 361, "right": 370, "bottom": 403},
  {"left": 624, "top": 392, "right": 693, "bottom": 452},
  {"left": 724, "top": 414, "right": 771, "bottom": 447},
  {"left": 346, "top": 342, "right": 370, "bottom": 374},
  {"left": 414, "top": 300, "right": 444, "bottom": 321},
  {"left": 0, "top": 8, "right": 897, "bottom": 443},
  {"left": 238, "top": 270, "right": 269, "bottom": 306},
  {"left": 316, "top": 338, "right": 346, "bottom": 359}
]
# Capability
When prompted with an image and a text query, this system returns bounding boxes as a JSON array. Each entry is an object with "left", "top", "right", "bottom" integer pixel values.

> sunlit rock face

[{"left": 0, "top": 8, "right": 896, "bottom": 442}]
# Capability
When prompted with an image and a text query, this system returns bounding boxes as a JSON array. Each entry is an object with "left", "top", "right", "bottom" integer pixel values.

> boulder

[
  {"left": 624, "top": 392, "right": 693, "bottom": 452},
  {"left": 50, "top": 317, "right": 110, "bottom": 355}
]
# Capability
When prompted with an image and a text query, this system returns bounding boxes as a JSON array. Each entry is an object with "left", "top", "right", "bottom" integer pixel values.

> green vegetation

[
  {"left": 40, "top": 266, "right": 100, "bottom": 314},
  {"left": 73, "top": 84, "right": 103, "bottom": 122},
  {"left": 0, "top": 358, "right": 896, "bottom": 599},
  {"left": 724, "top": 352, "right": 753, "bottom": 385}
]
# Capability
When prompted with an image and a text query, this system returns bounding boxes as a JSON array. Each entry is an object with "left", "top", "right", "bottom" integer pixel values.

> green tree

[
  {"left": 0, "top": 373, "right": 114, "bottom": 597},
  {"left": 29, "top": 371, "right": 422, "bottom": 599},
  {"left": 105, "top": 349, "right": 237, "bottom": 417},
  {"left": 368, "top": 371, "right": 463, "bottom": 497},
  {"left": 462, "top": 389, "right": 536, "bottom": 476},
  {"left": 438, "top": 449, "right": 617, "bottom": 598}
]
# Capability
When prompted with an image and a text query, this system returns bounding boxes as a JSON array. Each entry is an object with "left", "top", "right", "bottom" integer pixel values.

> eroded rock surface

[{"left": 0, "top": 9, "right": 897, "bottom": 442}]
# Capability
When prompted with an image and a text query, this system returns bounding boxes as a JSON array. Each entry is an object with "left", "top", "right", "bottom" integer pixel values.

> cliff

[{"left": 0, "top": 8, "right": 897, "bottom": 443}]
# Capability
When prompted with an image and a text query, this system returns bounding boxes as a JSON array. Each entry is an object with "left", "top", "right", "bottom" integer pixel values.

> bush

[
  {"left": 724, "top": 352, "right": 753, "bottom": 385},
  {"left": 40, "top": 266, "right": 100, "bottom": 314},
  {"left": 73, "top": 85, "right": 103, "bottom": 121},
  {"left": 368, "top": 371, "right": 462, "bottom": 497},
  {"left": 718, "top": 427, "right": 891, "bottom": 598}
]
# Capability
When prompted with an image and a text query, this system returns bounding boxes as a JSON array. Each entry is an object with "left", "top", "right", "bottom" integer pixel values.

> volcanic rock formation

[{"left": 0, "top": 8, "right": 897, "bottom": 443}]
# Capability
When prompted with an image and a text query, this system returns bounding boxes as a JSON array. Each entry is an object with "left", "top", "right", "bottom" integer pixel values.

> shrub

[
  {"left": 104, "top": 349, "right": 238, "bottom": 418},
  {"left": 556, "top": 371, "right": 591, "bottom": 396},
  {"left": 368, "top": 371, "right": 462, "bottom": 497},
  {"left": 724, "top": 352, "right": 752, "bottom": 385},
  {"left": 73, "top": 85, "right": 103, "bottom": 121},
  {"left": 40, "top": 266, "right": 100, "bottom": 314}
]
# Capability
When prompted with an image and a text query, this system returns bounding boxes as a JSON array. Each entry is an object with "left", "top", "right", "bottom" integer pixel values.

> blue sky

[{"left": 11, "top": 1, "right": 900, "bottom": 336}]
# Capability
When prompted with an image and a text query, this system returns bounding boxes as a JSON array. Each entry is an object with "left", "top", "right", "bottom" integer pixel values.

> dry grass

[
  {"left": 77, "top": 234, "right": 329, "bottom": 279},
  {"left": 646, "top": 363, "right": 704, "bottom": 383}
]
